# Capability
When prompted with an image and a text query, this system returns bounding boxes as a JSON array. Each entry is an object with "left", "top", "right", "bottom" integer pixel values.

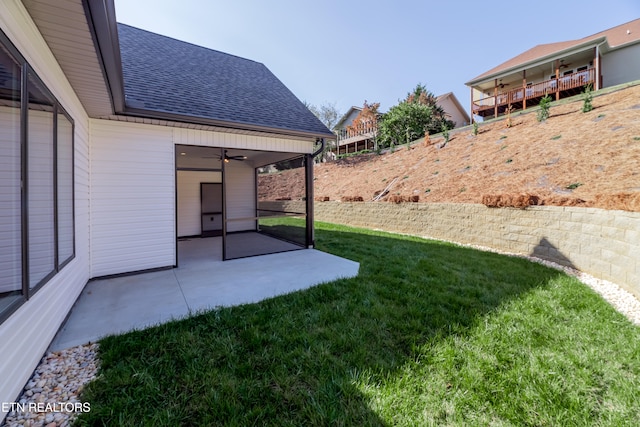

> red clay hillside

[{"left": 259, "top": 84, "right": 640, "bottom": 212}]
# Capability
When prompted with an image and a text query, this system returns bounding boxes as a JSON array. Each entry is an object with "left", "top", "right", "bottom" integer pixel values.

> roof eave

[
  {"left": 333, "top": 106, "right": 362, "bottom": 130},
  {"left": 123, "top": 107, "right": 336, "bottom": 140},
  {"left": 83, "top": 0, "right": 126, "bottom": 113},
  {"left": 466, "top": 36, "right": 608, "bottom": 87}
]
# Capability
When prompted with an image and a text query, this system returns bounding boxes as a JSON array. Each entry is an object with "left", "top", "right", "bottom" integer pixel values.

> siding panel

[
  {"left": 602, "top": 43, "right": 640, "bottom": 87},
  {"left": 90, "top": 120, "right": 175, "bottom": 277}
]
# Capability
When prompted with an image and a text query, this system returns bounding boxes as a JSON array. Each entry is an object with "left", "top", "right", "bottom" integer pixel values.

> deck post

[
  {"left": 555, "top": 60, "right": 560, "bottom": 101},
  {"left": 469, "top": 86, "right": 474, "bottom": 124},
  {"left": 594, "top": 46, "right": 601, "bottom": 90},
  {"left": 522, "top": 70, "right": 527, "bottom": 110},
  {"left": 494, "top": 79, "right": 498, "bottom": 118}
]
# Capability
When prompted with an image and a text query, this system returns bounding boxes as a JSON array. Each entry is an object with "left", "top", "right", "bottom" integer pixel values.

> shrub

[
  {"left": 582, "top": 84, "right": 594, "bottom": 113},
  {"left": 537, "top": 94, "right": 552, "bottom": 122}
]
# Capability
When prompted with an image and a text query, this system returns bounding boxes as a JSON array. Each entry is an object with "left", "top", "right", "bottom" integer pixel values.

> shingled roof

[
  {"left": 117, "top": 23, "right": 332, "bottom": 138},
  {"left": 467, "top": 18, "right": 640, "bottom": 84}
]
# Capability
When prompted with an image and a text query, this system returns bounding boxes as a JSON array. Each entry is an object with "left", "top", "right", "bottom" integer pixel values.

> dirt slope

[{"left": 260, "top": 84, "right": 640, "bottom": 212}]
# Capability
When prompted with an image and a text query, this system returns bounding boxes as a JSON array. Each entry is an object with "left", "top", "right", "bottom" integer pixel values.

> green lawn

[{"left": 77, "top": 222, "right": 640, "bottom": 426}]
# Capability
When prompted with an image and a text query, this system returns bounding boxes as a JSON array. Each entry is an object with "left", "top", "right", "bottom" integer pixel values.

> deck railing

[
  {"left": 472, "top": 68, "right": 595, "bottom": 114},
  {"left": 336, "top": 120, "right": 378, "bottom": 146}
]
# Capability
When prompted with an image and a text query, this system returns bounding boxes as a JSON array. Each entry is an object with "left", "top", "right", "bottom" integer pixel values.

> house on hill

[
  {"left": 333, "top": 92, "right": 469, "bottom": 155},
  {"left": 0, "top": 0, "right": 335, "bottom": 418},
  {"left": 467, "top": 18, "right": 640, "bottom": 120}
]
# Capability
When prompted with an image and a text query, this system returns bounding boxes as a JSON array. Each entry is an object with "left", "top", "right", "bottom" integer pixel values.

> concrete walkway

[{"left": 50, "top": 239, "right": 359, "bottom": 351}]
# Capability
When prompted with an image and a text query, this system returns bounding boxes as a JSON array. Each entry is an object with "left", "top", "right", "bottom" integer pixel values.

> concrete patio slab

[{"left": 49, "top": 238, "right": 359, "bottom": 351}]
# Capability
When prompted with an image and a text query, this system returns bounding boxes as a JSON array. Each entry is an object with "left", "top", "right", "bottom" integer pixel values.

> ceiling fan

[
  {"left": 498, "top": 79, "right": 510, "bottom": 89},
  {"left": 559, "top": 59, "right": 572, "bottom": 69},
  {"left": 198, "top": 150, "right": 247, "bottom": 162},
  {"left": 223, "top": 150, "right": 247, "bottom": 162}
]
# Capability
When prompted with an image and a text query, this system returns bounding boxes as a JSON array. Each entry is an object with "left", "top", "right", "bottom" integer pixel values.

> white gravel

[{"left": 2, "top": 343, "right": 99, "bottom": 427}]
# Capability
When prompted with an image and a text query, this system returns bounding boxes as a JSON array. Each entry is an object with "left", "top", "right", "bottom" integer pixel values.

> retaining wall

[{"left": 264, "top": 201, "right": 640, "bottom": 298}]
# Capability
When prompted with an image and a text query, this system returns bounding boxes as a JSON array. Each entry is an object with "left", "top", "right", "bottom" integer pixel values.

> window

[
  {"left": 577, "top": 66, "right": 588, "bottom": 72},
  {"left": 0, "top": 30, "right": 75, "bottom": 323},
  {"left": 0, "top": 40, "right": 23, "bottom": 316},
  {"left": 27, "top": 72, "right": 56, "bottom": 289}
]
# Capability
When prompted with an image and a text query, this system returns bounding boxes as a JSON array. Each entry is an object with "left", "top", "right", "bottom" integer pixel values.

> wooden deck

[{"left": 473, "top": 68, "right": 595, "bottom": 118}]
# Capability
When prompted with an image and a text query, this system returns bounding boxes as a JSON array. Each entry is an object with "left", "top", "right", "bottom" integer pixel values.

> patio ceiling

[{"left": 176, "top": 145, "right": 306, "bottom": 170}]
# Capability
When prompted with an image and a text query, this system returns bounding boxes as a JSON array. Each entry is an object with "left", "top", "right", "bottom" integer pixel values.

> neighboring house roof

[
  {"left": 333, "top": 106, "right": 363, "bottom": 131},
  {"left": 467, "top": 18, "right": 640, "bottom": 85},
  {"left": 335, "top": 92, "right": 470, "bottom": 130},
  {"left": 117, "top": 24, "right": 332, "bottom": 138}
]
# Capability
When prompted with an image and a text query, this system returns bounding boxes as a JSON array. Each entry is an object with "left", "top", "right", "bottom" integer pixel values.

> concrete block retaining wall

[{"left": 263, "top": 201, "right": 640, "bottom": 298}]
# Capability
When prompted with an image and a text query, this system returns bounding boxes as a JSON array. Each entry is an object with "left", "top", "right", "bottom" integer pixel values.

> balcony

[
  {"left": 335, "top": 121, "right": 378, "bottom": 155},
  {"left": 473, "top": 68, "right": 595, "bottom": 118}
]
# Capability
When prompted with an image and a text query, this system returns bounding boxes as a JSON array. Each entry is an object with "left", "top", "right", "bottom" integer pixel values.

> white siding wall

[
  {"left": 437, "top": 97, "right": 468, "bottom": 128},
  {"left": 0, "top": 1, "right": 90, "bottom": 419},
  {"left": 90, "top": 120, "right": 176, "bottom": 277},
  {"left": 177, "top": 170, "right": 222, "bottom": 237},
  {"left": 602, "top": 43, "right": 640, "bottom": 88}
]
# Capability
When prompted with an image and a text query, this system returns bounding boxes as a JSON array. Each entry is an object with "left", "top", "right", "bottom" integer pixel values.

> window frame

[{"left": 0, "top": 29, "right": 75, "bottom": 323}]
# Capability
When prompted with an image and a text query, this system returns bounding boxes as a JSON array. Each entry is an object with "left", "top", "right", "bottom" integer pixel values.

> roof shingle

[{"left": 117, "top": 23, "right": 332, "bottom": 137}]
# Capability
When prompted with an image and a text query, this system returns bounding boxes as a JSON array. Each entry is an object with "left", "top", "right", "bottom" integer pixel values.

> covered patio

[{"left": 50, "top": 237, "right": 359, "bottom": 351}]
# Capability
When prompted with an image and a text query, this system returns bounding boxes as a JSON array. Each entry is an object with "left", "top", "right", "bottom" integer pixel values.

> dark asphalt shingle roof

[{"left": 117, "top": 23, "right": 332, "bottom": 137}]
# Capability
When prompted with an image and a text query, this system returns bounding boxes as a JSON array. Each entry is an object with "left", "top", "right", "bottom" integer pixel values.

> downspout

[
  {"left": 305, "top": 138, "right": 325, "bottom": 248},
  {"left": 594, "top": 41, "right": 606, "bottom": 90}
]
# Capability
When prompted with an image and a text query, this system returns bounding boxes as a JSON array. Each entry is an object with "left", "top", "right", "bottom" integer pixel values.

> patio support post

[
  {"left": 306, "top": 138, "right": 324, "bottom": 249},
  {"left": 305, "top": 153, "right": 314, "bottom": 248}
]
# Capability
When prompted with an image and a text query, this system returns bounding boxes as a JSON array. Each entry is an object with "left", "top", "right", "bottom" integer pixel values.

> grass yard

[{"left": 77, "top": 222, "right": 640, "bottom": 426}]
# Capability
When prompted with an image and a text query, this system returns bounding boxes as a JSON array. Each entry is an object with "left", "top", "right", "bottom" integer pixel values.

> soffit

[
  {"left": 175, "top": 145, "right": 305, "bottom": 170},
  {"left": 22, "top": 0, "right": 113, "bottom": 117}
]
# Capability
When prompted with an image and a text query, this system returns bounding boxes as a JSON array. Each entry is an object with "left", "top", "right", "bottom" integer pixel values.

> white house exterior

[
  {"left": 0, "top": 0, "right": 333, "bottom": 420},
  {"left": 467, "top": 18, "right": 640, "bottom": 120},
  {"left": 435, "top": 92, "right": 470, "bottom": 128}
]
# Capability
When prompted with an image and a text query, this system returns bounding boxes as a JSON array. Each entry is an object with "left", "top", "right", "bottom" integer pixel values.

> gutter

[
  {"left": 83, "top": 0, "right": 126, "bottom": 113},
  {"left": 311, "top": 138, "right": 325, "bottom": 158}
]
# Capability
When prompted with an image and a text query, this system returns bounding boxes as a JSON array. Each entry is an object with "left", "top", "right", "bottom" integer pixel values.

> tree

[
  {"left": 377, "top": 84, "right": 454, "bottom": 148},
  {"left": 347, "top": 101, "right": 380, "bottom": 135},
  {"left": 346, "top": 101, "right": 380, "bottom": 151},
  {"left": 305, "top": 101, "right": 340, "bottom": 162},
  {"left": 306, "top": 101, "right": 339, "bottom": 131}
]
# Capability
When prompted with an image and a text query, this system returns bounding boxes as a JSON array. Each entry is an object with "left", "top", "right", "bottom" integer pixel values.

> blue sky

[{"left": 114, "top": 0, "right": 639, "bottom": 117}]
